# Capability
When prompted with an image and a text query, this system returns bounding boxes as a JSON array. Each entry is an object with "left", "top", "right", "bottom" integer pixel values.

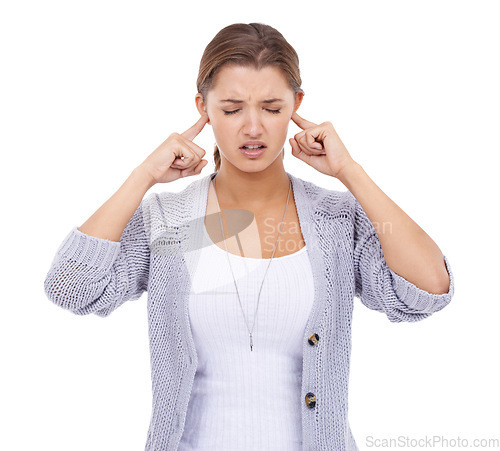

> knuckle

[{"left": 169, "top": 133, "right": 181, "bottom": 144}]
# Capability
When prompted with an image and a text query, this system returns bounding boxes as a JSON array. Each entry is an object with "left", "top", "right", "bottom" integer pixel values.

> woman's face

[{"left": 196, "top": 64, "right": 303, "bottom": 172}]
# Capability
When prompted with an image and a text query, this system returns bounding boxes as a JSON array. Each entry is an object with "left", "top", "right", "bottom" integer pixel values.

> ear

[
  {"left": 294, "top": 92, "right": 304, "bottom": 113},
  {"left": 195, "top": 93, "right": 211, "bottom": 125}
]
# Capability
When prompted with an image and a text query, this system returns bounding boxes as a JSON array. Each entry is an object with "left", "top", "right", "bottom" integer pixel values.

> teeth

[{"left": 243, "top": 145, "right": 264, "bottom": 150}]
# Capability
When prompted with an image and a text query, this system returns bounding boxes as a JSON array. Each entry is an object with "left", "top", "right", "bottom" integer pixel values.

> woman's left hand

[{"left": 289, "top": 111, "right": 356, "bottom": 179}]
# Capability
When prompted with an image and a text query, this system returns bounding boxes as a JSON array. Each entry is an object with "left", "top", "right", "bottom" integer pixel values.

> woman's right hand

[{"left": 138, "top": 113, "right": 210, "bottom": 185}]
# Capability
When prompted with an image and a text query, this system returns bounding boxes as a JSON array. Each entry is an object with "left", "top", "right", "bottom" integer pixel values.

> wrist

[
  {"left": 335, "top": 159, "right": 362, "bottom": 185},
  {"left": 131, "top": 164, "right": 156, "bottom": 191}
]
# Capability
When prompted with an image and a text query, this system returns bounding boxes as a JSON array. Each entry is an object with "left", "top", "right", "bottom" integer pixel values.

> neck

[{"left": 212, "top": 162, "right": 291, "bottom": 209}]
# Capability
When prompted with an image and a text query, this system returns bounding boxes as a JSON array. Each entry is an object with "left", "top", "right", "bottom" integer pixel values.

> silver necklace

[{"left": 212, "top": 175, "right": 292, "bottom": 351}]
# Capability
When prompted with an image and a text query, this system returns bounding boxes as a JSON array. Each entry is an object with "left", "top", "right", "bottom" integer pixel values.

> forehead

[{"left": 209, "top": 65, "right": 293, "bottom": 100}]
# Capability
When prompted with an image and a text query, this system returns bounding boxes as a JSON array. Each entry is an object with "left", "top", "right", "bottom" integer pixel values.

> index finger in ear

[
  {"left": 181, "top": 113, "right": 209, "bottom": 141},
  {"left": 291, "top": 111, "right": 318, "bottom": 130}
]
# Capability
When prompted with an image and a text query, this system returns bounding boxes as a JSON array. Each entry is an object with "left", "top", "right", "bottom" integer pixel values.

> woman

[{"left": 44, "top": 23, "right": 454, "bottom": 450}]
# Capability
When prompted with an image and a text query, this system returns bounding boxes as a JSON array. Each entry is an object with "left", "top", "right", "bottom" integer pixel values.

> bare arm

[
  {"left": 77, "top": 114, "right": 210, "bottom": 242},
  {"left": 77, "top": 164, "right": 155, "bottom": 242},
  {"left": 45, "top": 114, "right": 210, "bottom": 316},
  {"left": 338, "top": 161, "right": 450, "bottom": 295}
]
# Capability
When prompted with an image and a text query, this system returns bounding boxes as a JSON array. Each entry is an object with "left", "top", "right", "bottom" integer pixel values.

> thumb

[{"left": 289, "top": 138, "right": 310, "bottom": 164}]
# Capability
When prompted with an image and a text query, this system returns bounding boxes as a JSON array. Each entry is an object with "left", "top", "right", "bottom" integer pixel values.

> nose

[{"left": 242, "top": 109, "right": 264, "bottom": 137}]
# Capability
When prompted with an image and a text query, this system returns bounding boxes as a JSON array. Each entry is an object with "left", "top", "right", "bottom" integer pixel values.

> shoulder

[
  {"left": 142, "top": 175, "right": 205, "bottom": 212},
  {"left": 290, "top": 172, "right": 356, "bottom": 222},
  {"left": 139, "top": 175, "right": 207, "bottom": 239},
  {"left": 144, "top": 176, "right": 204, "bottom": 205}
]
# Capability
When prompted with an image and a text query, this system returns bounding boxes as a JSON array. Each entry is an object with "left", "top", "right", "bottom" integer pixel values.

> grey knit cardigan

[{"left": 44, "top": 170, "right": 455, "bottom": 450}]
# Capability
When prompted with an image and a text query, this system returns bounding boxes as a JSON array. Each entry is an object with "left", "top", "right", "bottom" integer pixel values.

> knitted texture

[{"left": 44, "top": 171, "right": 455, "bottom": 450}]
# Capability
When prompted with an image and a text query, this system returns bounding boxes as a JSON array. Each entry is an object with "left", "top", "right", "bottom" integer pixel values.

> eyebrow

[{"left": 219, "top": 98, "right": 284, "bottom": 104}]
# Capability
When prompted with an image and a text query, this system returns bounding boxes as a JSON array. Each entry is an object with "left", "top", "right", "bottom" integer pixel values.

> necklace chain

[{"left": 212, "top": 174, "right": 292, "bottom": 351}]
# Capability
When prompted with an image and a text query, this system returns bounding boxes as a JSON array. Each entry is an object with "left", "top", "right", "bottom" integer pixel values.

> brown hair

[{"left": 196, "top": 23, "right": 305, "bottom": 171}]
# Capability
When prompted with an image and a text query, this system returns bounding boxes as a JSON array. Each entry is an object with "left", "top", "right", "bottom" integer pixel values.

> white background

[{"left": 1, "top": 1, "right": 499, "bottom": 450}]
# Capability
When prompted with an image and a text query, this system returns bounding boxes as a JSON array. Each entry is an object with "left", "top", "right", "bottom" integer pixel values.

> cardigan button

[
  {"left": 308, "top": 333, "right": 320, "bottom": 346},
  {"left": 305, "top": 392, "right": 316, "bottom": 408}
]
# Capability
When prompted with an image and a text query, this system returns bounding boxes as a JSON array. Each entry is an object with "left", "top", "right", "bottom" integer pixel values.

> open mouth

[
  {"left": 240, "top": 145, "right": 266, "bottom": 151},
  {"left": 240, "top": 145, "right": 267, "bottom": 158}
]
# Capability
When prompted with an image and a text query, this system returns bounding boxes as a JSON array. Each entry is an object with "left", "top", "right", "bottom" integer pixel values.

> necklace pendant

[{"left": 212, "top": 177, "right": 292, "bottom": 357}]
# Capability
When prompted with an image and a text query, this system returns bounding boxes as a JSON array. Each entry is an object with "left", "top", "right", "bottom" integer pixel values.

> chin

[{"left": 221, "top": 153, "right": 284, "bottom": 174}]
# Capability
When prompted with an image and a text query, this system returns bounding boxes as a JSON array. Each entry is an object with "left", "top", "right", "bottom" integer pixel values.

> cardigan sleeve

[
  {"left": 351, "top": 194, "right": 454, "bottom": 323},
  {"left": 43, "top": 200, "right": 150, "bottom": 317}
]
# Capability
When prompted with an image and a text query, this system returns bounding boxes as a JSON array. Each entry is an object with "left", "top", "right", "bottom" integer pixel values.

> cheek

[
  {"left": 271, "top": 118, "right": 290, "bottom": 136},
  {"left": 210, "top": 120, "right": 227, "bottom": 138},
  {"left": 212, "top": 119, "right": 248, "bottom": 137},
  {"left": 211, "top": 122, "right": 237, "bottom": 150}
]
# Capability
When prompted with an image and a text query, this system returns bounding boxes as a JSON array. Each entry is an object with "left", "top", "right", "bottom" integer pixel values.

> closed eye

[{"left": 223, "top": 109, "right": 281, "bottom": 115}]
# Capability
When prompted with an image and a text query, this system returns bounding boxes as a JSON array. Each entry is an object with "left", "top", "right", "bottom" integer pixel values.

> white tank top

[{"left": 178, "top": 224, "right": 315, "bottom": 450}]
